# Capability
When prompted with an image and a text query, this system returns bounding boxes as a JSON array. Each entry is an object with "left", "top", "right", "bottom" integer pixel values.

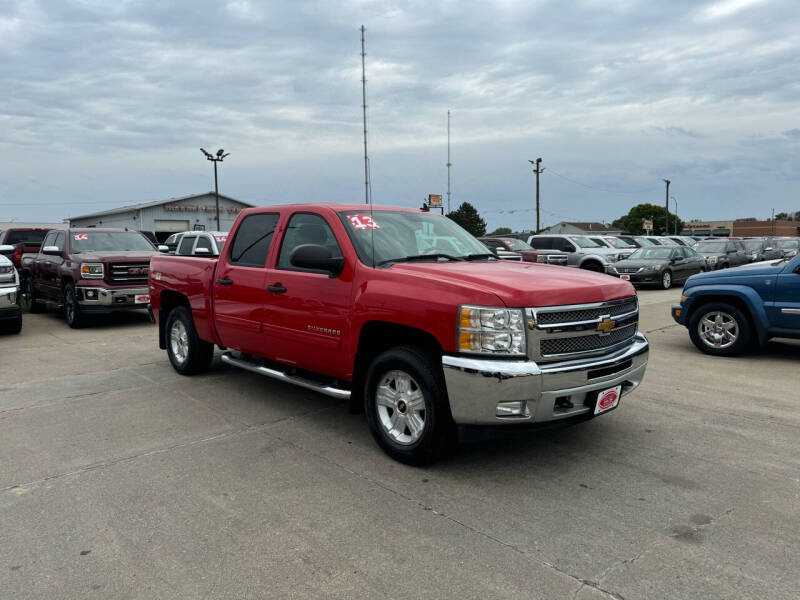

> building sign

[
  {"left": 164, "top": 204, "right": 244, "bottom": 215},
  {"left": 428, "top": 194, "right": 442, "bottom": 208},
  {"left": 642, "top": 218, "right": 653, "bottom": 232}
]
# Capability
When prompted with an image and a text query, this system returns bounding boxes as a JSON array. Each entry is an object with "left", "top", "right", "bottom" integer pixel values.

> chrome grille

[
  {"left": 109, "top": 263, "right": 150, "bottom": 283},
  {"left": 615, "top": 267, "right": 641, "bottom": 274},
  {"left": 543, "top": 255, "right": 568, "bottom": 265},
  {"left": 540, "top": 323, "right": 637, "bottom": 357},
  {"left": 535, "top": 297, "right": 638, "bottom": 326}
]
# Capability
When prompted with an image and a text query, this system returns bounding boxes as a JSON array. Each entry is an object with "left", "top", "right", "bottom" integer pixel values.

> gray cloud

[{"left": 1, "top": 0, "right": 799, "bottom": 226}]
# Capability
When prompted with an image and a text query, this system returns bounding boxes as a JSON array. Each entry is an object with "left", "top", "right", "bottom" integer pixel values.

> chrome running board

[{"left": 220, "top": 352, "right": 351, "bottom": 400}]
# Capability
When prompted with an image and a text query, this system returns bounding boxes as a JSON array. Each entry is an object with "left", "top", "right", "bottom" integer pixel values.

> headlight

[
  {"left": 80, "top": 263, "right": 104, "bottom": 279},
  {"left": 751, "top": 253, "right": 758, "bottom": 260},
  {"left": 0, "top": 265, "right": 13, "bottom": 275},
  {"left": 536, "top": 255, "right": 548, "bottom": 263},
  {"left": 606, "top": 254, "right": 618, "bottom": 262},
  {"left": 643, "top": 264, "right": 662, "bottom": 271},
  {"left": 458, "top": 306, "right": 526, "bottom": 356},
  {"left": 706, "top": 256, "right": 717, "bottom": 264}
]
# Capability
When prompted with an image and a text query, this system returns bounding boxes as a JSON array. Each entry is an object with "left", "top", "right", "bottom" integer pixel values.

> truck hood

[
  {"left": 72, "top": 251, "right": 156, "bottom": 262},
  {"left": 387, "top": 261, "right": 635, "bottom": 307}
]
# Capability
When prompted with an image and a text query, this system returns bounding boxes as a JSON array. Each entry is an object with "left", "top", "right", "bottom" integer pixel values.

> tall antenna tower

[
  {"left": 446, "top": 110, "right": 452, "bottom": 213},
  {"left": 360, "top": 25, "right": 370, "bottom": 205}
]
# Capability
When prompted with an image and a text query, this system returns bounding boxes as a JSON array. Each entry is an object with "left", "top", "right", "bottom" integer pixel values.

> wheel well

[
  {"left": 60, "top": 275, "right": 74, "bottom": 296},
  {"left": 686, "top": 295, "right": 760, "bottom": 342},
  {"left": 158, "top": 291, "right": 190, "bottom": 349},
  {"left": 349, "top": 321, "right": 443, "bottom": 413},
  {"left": 580, "top": 259, "right": 603, "bottom": 270}
]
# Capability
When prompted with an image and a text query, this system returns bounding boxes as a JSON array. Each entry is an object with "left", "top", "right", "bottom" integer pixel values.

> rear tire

[
  {"left": 661, "top": 269, "right": 673, "bottom": 289},
  {"left": 63, "top": 282, "right": 83, "bottom": 329},
  {"left": 364, "top": 346, "right": 457, "bottom": 465},
  {"left": 688, "top": 302, "right": 751, "bottom": 357},
  {"left": 165, "top": 306, "right": 214, "bottom": 375}
]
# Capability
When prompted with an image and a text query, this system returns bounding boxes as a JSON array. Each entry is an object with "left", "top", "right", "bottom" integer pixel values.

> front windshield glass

[
  {"left": 605, "top": 237, "right": 634, "bottom": 249},
  {"left": 339, "top": 210, "right": 490, "bottom": 266},
  {"left": 71, "top": 232, "right": 155, "bottom": 253},
  {"left": 777, "top": 239, "right": 799, "bottom": 249},
  {"left": 504, "top": 238, "right": 534, "bottom": 251},
  {"left": 695, "top": 240, "right": 727, "bottom": 252},
  {"left": 629, "top": 247, "right": 673, "bottom": 260},
  {"left": 569, "top": 236, "right": 602, "bottom": 248}
]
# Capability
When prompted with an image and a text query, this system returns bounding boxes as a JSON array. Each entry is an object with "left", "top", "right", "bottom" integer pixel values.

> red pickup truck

[{"left": 149, "top": 204, "right": 649, "bottom": 464}]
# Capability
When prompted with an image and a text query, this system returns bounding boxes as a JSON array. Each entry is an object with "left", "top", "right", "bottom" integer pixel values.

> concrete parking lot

[{"left": 1, "top": 289, "right": 798, "bottom": 599}]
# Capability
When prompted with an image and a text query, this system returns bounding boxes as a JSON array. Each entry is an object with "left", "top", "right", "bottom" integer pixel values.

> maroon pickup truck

[
  {"left": 20, "top": 228, "right": 157, "bottom": 328},
  {"left": 0, "top": 228, "right": 50, "bottom": 269}
]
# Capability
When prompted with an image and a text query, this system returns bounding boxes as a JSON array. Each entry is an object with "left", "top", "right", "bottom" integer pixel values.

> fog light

[
  {"left": 496, "top": 401, "right": 530, "bottom": 418},
  {"left": 85, "top": 289, "right": 97, "bottom": 299}
]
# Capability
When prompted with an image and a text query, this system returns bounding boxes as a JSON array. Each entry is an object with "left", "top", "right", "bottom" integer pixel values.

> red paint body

[{"left": 149, "top": 204, "right": 635, "bottom": 382}]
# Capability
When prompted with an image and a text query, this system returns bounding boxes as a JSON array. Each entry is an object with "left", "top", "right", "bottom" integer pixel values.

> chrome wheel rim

[
  {"left": 662, "top": 271, "right": 671, "bottom": 288},
  {"left": 698, "top": 311, "right": 738, "bottom": 349},
  {"left": 170, "top": 320, "right": 189, "bottom": 364},
  {"left": 376, "top": 370, "right": 426, "bottom": 445}
]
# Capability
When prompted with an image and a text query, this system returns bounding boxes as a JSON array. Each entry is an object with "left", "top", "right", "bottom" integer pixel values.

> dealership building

[{"left": 69, "top": 192, "right": 254, "bottom": 242}]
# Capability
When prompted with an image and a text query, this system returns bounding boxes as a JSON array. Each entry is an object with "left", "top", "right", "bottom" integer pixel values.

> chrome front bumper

[
  {"left": 76, "top": 285, "right": 150, "bottom": 307},
  {"left": 0, "top": 284, "right": 20, "bottom": 308},
  {"left": 442, "top": 332, "right": 649, "bottom": 425}
]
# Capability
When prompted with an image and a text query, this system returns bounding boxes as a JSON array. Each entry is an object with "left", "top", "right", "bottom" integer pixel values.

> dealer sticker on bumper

[
  {"left": 620, "top": 274, "right": 631, "bottom": 281},
  {"left": 594, "top": 385, "right": 622, "bottom": 415},
  {"left": 135, "top": 295, "right": 150, "bottom": 305}
]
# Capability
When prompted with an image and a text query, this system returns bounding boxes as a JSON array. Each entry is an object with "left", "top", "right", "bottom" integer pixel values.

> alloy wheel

[
  {"left": 170, "top": 319, "right": 189, "bottom": 364},
  {"left": 698, "top": 311, "right": 738, "bottom": 349},
  {"left": 375, "top": 370, "right": 426, "bottom": 445}
]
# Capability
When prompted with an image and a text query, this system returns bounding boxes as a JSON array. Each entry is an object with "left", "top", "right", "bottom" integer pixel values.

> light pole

[
  {"left": 663, "top": 179, "right": 671, "bottom": 235},
  {"left": 200, "top": 148, "right": 230, "bottom": 230},
  {"left": 529, "top": 158, "right": 544, "bottom": 233},
  {"left": 670, "top": 196, "right": 678, "bottom": 235}
]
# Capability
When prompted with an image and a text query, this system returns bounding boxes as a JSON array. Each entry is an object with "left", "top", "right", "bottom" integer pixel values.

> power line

[{"left": 545, "top": 167, "right": 659, "bottom": 195}]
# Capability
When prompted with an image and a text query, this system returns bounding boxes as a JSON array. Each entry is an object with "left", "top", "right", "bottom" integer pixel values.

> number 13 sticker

[{"left": 348, "top": 214, "right": 380, "bottom": 230}]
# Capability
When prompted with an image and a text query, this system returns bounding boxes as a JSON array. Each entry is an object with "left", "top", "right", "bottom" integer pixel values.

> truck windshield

[
  {"left": 70, "top": 232, "right": 154, "bottom": 253},
  {"left": 604, "top": 237, "right": 634, "bottom": 249},
  {"left": 569, "top": 236, "right": 602, "bottom": 248},
  {"left": 339, "top": 210, "right": 490, "bottom": 266}
]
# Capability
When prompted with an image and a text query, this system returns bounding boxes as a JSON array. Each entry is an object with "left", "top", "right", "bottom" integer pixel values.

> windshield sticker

[
  {"left": 73, "top": 234, "right": 89, "bottom": 241},
  {"left": 214, "top": 236, "right": 227, "bottom": 242},
  {"left": 348, "top": 214, "right": 380, "bottom": 230}
]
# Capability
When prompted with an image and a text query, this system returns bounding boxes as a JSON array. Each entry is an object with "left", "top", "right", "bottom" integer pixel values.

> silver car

[{"left": 527, "top": 234, "right": 623, "bottom": 272}]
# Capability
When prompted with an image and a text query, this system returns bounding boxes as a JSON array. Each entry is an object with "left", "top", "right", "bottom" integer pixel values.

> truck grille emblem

[{"left": 597, "top": 316, "right": 616, "bottom": 335}]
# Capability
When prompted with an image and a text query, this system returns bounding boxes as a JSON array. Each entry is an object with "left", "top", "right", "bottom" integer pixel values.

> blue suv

[{"left": 672, "top": 254, "right": 800, "bottom": 356}]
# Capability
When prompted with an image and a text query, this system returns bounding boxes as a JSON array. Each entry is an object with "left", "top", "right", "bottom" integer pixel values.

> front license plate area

[
  {"left": 593, "top": 385, "right": 622, "bottom": 415},
  {"left": 620, "top": 274, "right": 631, "bottom": 281},
  {"left": 135, "top": 294, "right": 150, "bottom": 305}
]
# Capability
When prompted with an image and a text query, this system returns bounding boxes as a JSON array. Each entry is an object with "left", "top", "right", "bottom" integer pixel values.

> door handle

[
  {"left": 217, "top": 277, "right": 233, "bottom": 286},
  {"left": 267, "top": 284, "right": 287, "bottom": 293}
]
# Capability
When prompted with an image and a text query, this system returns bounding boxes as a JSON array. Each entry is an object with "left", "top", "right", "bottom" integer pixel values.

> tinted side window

[
  {"left": 484, "top": 240, "right": 503, "bottom": 252},
  {"left": 195, "top": 236, "right": 213, "bottom": 253},
  {"left": 529, "top": 237, "right": 551, "bottom": 249},
  {"left": 42, "top": 232, "right": 57, "bottom": 249},
  {"left": 229, "top": 213, "right": 280, "bottom": 267},
  {"left": 54, "top": 232, "right": 65, "bottom": 252},
  {"left": 277, "top": 213, "right": 342, "bottom": 271},
  {"left": 177, "top": 236, "right": 196, "bottom": 255}
]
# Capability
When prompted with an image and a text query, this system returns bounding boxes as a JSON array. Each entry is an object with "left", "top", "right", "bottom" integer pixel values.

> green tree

[
  {"left": 487, "top": 226, "right": 512, "bottom": 236},
  {"left": 774, "top": 212, "right": 790, "bottom": 221},
  {"left": 612, "top": 203, "right": 685, "bottom": 235},
  {"left": 446, "top": 202, "right": 487, "bottom": 237}
]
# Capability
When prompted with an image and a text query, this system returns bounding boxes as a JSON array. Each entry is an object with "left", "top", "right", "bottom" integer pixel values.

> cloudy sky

[{"left": 1, "top": 0, "right": 798, "bottom": 230}]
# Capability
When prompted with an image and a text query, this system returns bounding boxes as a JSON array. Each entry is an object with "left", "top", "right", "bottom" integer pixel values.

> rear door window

[
  {"left": 529, "top": 237, "right": 552, "bottom": 249},
  {"left": 177, "top": 235, "right": 196, "bottom": 255},
  {"left": 228, "top": 213, "right": 280, "bottom": 268},
  {"left": 195, "top": 236, "right": 213, "bottom": 254}
]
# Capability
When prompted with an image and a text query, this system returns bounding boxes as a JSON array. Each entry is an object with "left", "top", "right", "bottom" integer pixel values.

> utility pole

[
  {"left": 529, "top": 158, "right": 544, "bottom": 233},
  {"left": 360, "top": 25, "right": 370, "bottom": 205},
  {"left": 446, "top": 110, "right": 452, "bottom": 213},
  {"left": 200, "top": 148, "right": 230, "bottom": 230},
  {"left": 771, "top": 208, "right": 775, "bottom": 235},
  {"left": 663, "top": 179, "right": 671, "bottom": 235},
  {"left": 670, "top": 196, "right": 678, "bottom": 235}
]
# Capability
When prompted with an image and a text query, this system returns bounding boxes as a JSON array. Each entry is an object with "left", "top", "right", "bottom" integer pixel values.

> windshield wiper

[
  {"left": 377, "top": 253, "right": 465, "bottom": 267},
  {"left": 462, "top": 253, "right": 498, "bottom": 261}
]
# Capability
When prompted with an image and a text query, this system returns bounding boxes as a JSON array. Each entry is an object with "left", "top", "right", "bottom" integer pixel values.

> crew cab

[
  {"left": 479, "top": 237, "right": 569, "bottom": 266},
  {"left": 0, "top": 245, "right": 22, "bottom": 334},
  {"left": 0, "top": 228, "right": 50, "bottom": 269},
  {"left": 149, "top": 204, "right": 649, "bottom": 464},
  {"left": 20, "top": 228, "right": 157, "bottom": 328},
  {"left": 527, "top": 234, "right": 630, "bottom": 271},
  {"left": 671, "top": 254, "right": 800, "bottom": 356},
  {"left": 158, "top": 231, "right": 228, "bottom": 257}
]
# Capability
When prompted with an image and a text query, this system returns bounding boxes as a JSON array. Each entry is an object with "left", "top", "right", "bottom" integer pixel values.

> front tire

[
  {"left": 63, "top": 283, "right": 83, "bottom": 329},
  {"left": 364, "top": 346, "right": 456, "bottom": 465},
  {"left": 688, "top": 302, "right": 751, "bottom": 357},
  {"left": 24, "top": 277, "right": 44, "bottom": 313},
  {"left": 165, "top": 306, "right": 214, "bottom": 375}
]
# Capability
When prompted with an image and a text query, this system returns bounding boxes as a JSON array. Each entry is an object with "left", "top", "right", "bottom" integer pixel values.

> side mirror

[
  {"left": 290, "top": 244, "right": 344, "bottom": 277},
  {"left": 42, "top": 245, "right": 62, "bottom": 256},
  {"left": 765, "top": 247, "right": 773, "bottom": 251},
  {"left": 193, "top": 247, "right": 211, "bottom": 255},
  {"left": 0, "top": 244, "right": 14, "bottom": 256},
  {"left": 670, "top": 257, "right": 679, "bottom": 264},
  {"left": 157, "top": 245, "right": 170, "bottom": 253}
]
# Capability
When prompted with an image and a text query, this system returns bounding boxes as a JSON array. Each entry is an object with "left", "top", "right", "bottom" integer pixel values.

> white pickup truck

[
  {"left": 158, "top": 231, "right": 228, "bottom": 257},
  {"left": 0, "top": 245, "right": 22, "bottom": 334}
]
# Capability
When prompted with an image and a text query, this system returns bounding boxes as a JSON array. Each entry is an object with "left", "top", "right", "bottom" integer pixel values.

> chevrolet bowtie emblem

[{"left": 597, "top": 316, "right": 616, "bottom": 334}]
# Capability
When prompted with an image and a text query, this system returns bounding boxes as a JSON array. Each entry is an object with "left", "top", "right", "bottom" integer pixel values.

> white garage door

[{"left": 153, "top": 220, "right": 190, "bottom": 233}]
